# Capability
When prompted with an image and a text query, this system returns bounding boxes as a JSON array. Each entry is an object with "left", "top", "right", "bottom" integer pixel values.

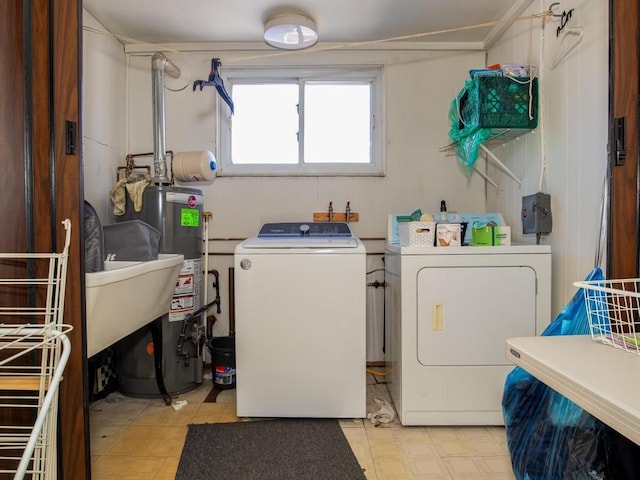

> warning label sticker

[
  {"left": 169, "top": 258, "right": 202, "bottom": 322},
  {"left": 175, "top": 275, "right": 194, "bottom": 296},
  {"left": 170, "top": 295, "right": 194, "bottom": 322}
]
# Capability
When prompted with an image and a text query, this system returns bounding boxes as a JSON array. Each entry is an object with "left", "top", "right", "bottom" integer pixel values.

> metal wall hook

[
  {"left": 549, "top": 2, "right": 576, "bottom": 37},
  {"left": 549, "top": 2, "right": 562, "bottom": 17}
]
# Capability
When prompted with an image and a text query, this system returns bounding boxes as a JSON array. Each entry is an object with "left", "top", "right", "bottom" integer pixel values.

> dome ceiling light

[{"left": 264, "top": 13, "right": 318, "bottom": 50}]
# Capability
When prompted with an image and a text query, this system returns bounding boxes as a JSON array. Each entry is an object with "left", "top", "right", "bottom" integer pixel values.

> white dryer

[
  {"left": 385, "top": 244, "right": 551, "bottom": 425},
  {"left": 235, "top": 222, "right": 366, "bottom": 418}
]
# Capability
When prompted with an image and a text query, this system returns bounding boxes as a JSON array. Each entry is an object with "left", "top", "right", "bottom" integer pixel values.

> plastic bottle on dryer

[{"left": 439, "top": 200, "right": 449, "bottom": 223}]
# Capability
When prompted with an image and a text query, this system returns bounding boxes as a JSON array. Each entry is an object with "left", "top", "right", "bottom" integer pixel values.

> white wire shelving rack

[{"left": 0, "top": 220, "right": 72, "bottom": 480}]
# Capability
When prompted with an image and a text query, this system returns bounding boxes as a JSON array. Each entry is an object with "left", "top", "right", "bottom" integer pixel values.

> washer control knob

[
  {"left": 240, "top": 258, "right": 252, "bottom": 270},
  {"left": 299, "top": 224, "right": 310, "bottom": 236}
]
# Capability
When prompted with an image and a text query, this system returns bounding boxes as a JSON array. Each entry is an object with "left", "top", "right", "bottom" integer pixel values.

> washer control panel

[{"left": 257, "top": 222, "right": 352, "bottom": 238}]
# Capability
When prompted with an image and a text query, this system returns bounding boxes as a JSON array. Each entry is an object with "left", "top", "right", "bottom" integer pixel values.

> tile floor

[{"left": 89, "top": 374, "right": 515, "bottom": 480}]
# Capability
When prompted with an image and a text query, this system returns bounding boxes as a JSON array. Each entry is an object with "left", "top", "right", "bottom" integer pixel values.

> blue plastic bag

[{"left": 502, "top": 267, "right": 607, "bottom": 480}]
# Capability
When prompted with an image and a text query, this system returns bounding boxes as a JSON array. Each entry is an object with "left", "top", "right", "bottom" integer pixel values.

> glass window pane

[
  {"left": 231, "top": 84, "right": 299, "bottom": 164},
  {"left": 303, "top": 84, "right": 371, "bottom": 164}
]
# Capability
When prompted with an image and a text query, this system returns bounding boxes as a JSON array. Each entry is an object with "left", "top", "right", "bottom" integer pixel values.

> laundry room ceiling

[{"left": 82, "top": 0, "right": 534, "bottom": 48}]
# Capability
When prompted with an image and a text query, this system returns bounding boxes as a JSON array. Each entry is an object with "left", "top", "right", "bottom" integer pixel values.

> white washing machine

[
  {"left": 235, "top": 222, "right": 366, "bottom": 418},
  {"left": 385, "top": 244, "right": 551, "bottom": 426}
]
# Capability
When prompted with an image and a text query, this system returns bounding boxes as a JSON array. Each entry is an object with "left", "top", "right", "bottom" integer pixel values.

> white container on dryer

[
  {"left": 234, "top": 222, "right": 366, "bottom": 418},
  {"left": 384, "top": 243, "right": 552, "bottom": 426}
]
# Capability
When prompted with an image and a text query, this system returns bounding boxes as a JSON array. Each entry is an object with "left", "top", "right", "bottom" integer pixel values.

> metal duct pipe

[{"left": 151, "top": 52, "right": 181, "bottom": 184}]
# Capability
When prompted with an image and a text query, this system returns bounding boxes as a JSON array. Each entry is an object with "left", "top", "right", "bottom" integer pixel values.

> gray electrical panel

[{"left": 522, "top": 192, "right": 552, "bottom": 235}]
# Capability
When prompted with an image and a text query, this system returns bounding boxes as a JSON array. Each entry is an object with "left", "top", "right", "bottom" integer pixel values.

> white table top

[{"left": 506, "top": 335, "right": 640, "bottom": 445}]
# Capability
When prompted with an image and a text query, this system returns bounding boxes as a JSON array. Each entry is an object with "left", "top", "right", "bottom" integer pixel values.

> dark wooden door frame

[
  {"left": 1, "top": 1, "right": 89, "bottom": 478},
  {"left": 608, "top": 0, "right": 640, "bottom": 278},
  {"left": 51, "top": 1, "right": 90, "bottom": 478}
]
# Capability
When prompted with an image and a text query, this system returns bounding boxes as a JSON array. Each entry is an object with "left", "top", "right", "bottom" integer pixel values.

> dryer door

[{"left": 417, "top": 266, "right": 537, "bottom": 366}]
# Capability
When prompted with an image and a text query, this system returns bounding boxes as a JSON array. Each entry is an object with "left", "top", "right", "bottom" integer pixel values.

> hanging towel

[
  {"left": 109, "top": 179, "right": 128, "bottom": 216},
  {"left": 125, "top": 179, "right": 151, "bottom": 212}
]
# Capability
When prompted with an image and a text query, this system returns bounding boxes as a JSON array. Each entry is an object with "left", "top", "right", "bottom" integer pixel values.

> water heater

[{"left": 115, "top": 185, "right": 204, "bottom": 397}]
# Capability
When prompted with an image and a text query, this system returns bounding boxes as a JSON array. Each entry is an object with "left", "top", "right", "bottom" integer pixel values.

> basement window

[{"left": 217, "top": 66, "right": 384, "bottom": 176}]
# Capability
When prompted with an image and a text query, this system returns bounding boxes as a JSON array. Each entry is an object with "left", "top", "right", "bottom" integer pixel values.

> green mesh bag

[{"left": 448, "top": 81, "right": 491, "bottom": 175}]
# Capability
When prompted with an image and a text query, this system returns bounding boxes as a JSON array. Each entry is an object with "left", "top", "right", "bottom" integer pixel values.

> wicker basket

[{"left": 398, "top": 222, "right": 436, "bottom": 247}]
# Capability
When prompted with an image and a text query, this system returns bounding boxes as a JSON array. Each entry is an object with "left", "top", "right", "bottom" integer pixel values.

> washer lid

[
  {"left": 244, "top": 222, "right": 358, "bottom": 248},
  {"left": 257, "top": 222, "right": 352, "bottom": 238}
]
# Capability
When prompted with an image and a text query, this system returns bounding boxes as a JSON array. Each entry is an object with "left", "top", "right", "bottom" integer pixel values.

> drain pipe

[{"left": 151, "top": 52, "right": 181, "bottom": 185}]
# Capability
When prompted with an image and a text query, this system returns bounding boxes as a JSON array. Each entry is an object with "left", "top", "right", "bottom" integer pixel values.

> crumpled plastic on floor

[
  {"left": 105, "top": 391, "right": 125, "bottom": 403},
  {"left": 367, "top": 397, "right": 396, "bottom": 426},
  {"left": 172, "top": 400, "right": 188, "bottom": 411}
]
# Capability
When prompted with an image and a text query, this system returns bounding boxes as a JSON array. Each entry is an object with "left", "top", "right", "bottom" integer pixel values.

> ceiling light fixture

[{"left": 264, "top": 14, "right": 318, "bottom": 50}]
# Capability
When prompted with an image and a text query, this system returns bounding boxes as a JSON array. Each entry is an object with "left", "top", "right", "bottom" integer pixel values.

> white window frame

[{"left": 217, "top": 65, "right": 385, "bottom": 176}]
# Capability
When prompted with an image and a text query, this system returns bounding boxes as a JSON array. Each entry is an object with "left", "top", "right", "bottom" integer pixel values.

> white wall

[
  {"left": 83, "top": 2, "right": 609, "bottom": 360},
  {"left": 486, "top": 0, "right": 608, "bottom": 317},
  {"left": 125, "top": 49, "right": 488, "bottom": 239},
  {"left": 82, "top": 11, "right": 127, "bottom": 221},
  {"left": 122, "top": 49, "right": 487, "bottom": 360}
]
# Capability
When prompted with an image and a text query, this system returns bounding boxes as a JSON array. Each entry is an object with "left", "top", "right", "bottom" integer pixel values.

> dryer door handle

[{"left": 432, "top": 304, "right": 444, "bottom": 331}]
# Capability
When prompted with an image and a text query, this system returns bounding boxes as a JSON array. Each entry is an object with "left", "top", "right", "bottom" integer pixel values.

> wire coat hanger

[
  {"left": 550, "top": 3, "right": 583, "bottom": 69},
  {"left": 551, "top": 27, "right": 583, "bottom": 69}
]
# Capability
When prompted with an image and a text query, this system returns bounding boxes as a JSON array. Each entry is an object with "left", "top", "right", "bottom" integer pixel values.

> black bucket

[{"left": 207, "top": 336, "right": 236, "bottom": 389}]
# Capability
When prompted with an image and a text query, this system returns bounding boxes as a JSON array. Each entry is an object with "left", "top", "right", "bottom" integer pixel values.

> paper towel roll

[{"left": 173, "top": 151, "right": 217, "bottom": 183}]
